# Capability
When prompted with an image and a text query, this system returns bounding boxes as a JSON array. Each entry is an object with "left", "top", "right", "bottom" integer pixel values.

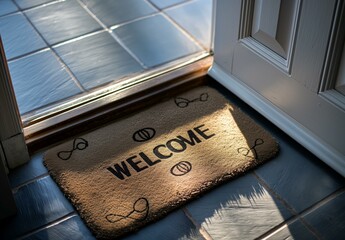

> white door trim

[
  {"left": 210, "top": 63, "right": 345, "bottom": 177},
  {"left": 0, "top": 37, "right": 30, "bottom": 170}
]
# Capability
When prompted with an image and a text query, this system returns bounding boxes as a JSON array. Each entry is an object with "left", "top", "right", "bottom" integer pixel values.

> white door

[{"left": 210, "top": 0, "right": 345, "bottom": 176}]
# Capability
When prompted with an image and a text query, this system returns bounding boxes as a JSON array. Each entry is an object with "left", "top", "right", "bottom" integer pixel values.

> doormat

[{"left": 44, "top": 86, "right": 279, "bottom": 239}]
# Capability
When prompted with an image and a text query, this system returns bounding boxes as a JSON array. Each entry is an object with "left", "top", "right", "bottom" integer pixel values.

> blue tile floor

[
  {"left": 0, "top": 0, "right": 212, "bottom": 116},
  {"left": 1, "top": 81, "right": 345, "bottom": 239}
]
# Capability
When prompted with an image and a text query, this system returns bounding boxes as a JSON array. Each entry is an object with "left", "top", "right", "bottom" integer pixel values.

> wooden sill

[{"left": 25, "top": 56, "right": 213, "bottom": 153}]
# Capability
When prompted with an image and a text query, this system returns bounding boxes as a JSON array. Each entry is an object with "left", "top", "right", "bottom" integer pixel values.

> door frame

[{"left": 0, "top": 37, "right": 30, "bottom": 170}]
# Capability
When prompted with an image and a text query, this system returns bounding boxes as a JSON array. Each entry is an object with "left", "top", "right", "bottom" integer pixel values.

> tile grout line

[
  {"left": 256, "top": 221, "right": 299, "bottom": 240},
  {"left": 5, "top": 1, "right": 150, "bottom": 68},
  {"left": 51, "top": 29, "right": 107, "bottom": 48},
  {"left": 145, "top": 0, "right": 207, "bottom": 51},
  {"left": 75, "top": 0, "right": 148, "bottom": 70},
  {"left": 109, "top": 12, "right": 160, "bottom": 30},
  {"left": 163, "top": 13, "right": 206, "bottom": 50},
  {"left": 251, "top": 171, "right": 305, "bottom": 239},
  {"left": 252, "top": 172, "right": 345, "bottom": 239},
  {"left": 7, "top": 0, "right": 205, "bottom": 70},
  {"left": 297, "top": 187, "right": 345, "bottom": 218},
  {"left": 251, "top": 171, "right": 319, "bottom": 239},
  {"left": 251, "top": 172, "right": 299, "bottom": 215},
  {"left": 0, "top": 10, "right": 51, "bottom": 63},
  {"left": 16, "top": 212, "right": 78, "bottom": 240},
  {"left": 182, "top": 207, "right": 213, "bottom": 240},
  {"left": 0, "top": 0, "right": 59, "bottom": 18},
  {"left": 15, "top": 0, "right": 64, "bottom": 12},
  {"left": 11, "top": 0, "right": 88, "bottom": 93},
  {"left": 11, "top": 172, "right": 50, "bottom": 193},
  {"left": 2, "top": 11, "right": 102, "bottom": 64},
  {"left": 7, "top": 47, "right": 50, "bottom": 62},
  {"left": 146, "top": 0, "right": 196, "bottom": 11},
  {"left": 255, "top": 216, "right": 323, "bottom": 240},
  {"left": 109, "top": 32, "right": 148, "bottom": 69},
  {"left": 0, "top": 11, "right": 18, "bottom": 18},
  {"left": 295, "top": 187, "right": 345, "bottom": 239},
  {"left": 257, "top": 187, "right": 345, "bottom": 240}
]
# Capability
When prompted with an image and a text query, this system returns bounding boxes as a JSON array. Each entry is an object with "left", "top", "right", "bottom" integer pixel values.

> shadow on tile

[
  {"left": 0, "top": 176, "right": 74, "bottom": 240},
  {"left": 9, "top": 152, "right": 48, "bottom": 188}
]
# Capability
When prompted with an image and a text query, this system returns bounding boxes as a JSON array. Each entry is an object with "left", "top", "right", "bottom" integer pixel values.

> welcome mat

[{"left": 44, "top": 86, "right": 279, "bottom": 239}]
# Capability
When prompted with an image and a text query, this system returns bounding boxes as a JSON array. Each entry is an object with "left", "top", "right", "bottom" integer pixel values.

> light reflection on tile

[
  {"left": 14, "top": 0, "right": 54, "bottom": 9},
  {"left": 166, "top": 0, "right": 213, "bottom": 49},
  {"left": 2, "top": 0, "right": 211, "bottom": 116},
  {"left": 54, "top": 31, "right": 144, "bottom": 90},
  {"left": 149, "top": 0, "right": 187, "bottom": 9},
  {"left": 0, "top": 0, "right": 18, "bottom": 16},
  {"left": 81, "top": 0, "right": 157, "bottom": 27},
  {"left": 25, "top": 0, "right": 102, "bottom": 45},
  {"left": 266, "top": 220, "right": 317, "bottom": 240},
  {"left": 0, "top": 12, "right": 46, "bottom": 60},
  {"left": 22, "top": 215, "right": 95, "bottom": 240},
  {"left": 114, "top": 14, "right": 202, "bottom": 68},
  {"left": 8, "top": 50, "right": 82, "bottom": 114}
]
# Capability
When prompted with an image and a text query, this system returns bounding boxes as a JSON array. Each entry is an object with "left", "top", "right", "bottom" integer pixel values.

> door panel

[
  {"left": 211, "top": 0, "right": 345, "bottom": 176},
  {"left": 291, "top": 0, "right": 336, "bottom": 91},
  {"left": 237, "top": 0, "right": 299, "bottom": 73},
  {"left": 251, "top": 0, "right": 283, "bottom": 57}
]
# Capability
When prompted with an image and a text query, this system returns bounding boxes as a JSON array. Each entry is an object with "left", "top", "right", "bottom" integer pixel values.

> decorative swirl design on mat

[
  {"left": 170, "top": 161, "right": 192, "bottom": 176},
  {"left": 57, "top": 138, "right": 88, "bottom": 160},
  {"left": 174, "top": 92, "right": 209, "bottom": 108},
  {"left": 132, "top": 128, "right": 156, "bottom": 142},
  {"left": 237, "top": 138, "right": 264, "bottom": 160},
  {"left": 106, "top": 198, "right": 149, "bottom": 223}
]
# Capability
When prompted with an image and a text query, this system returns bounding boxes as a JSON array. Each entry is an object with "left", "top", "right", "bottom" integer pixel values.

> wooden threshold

[{"left": 25, "top": 56, "right": 213, "bottom": 153}]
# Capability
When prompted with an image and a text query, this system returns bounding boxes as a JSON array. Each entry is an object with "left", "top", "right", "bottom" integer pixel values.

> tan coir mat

[{"left": 44, "top": 86, "right": 279, "bottom": 239}]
